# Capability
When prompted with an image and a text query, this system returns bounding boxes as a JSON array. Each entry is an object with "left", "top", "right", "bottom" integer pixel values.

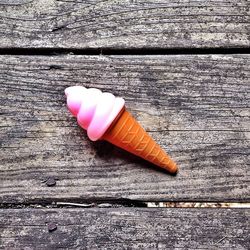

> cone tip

[{"left": 168, "top": 163, "right": 179, "bottom": 175}]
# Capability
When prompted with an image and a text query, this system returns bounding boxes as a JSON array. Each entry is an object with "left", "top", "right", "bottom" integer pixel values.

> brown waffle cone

[{"left": 102, "top": 108, "right": 178, "bottom": 173}]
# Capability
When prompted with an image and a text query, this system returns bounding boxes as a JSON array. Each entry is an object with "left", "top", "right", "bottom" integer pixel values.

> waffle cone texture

[{"left": 103, "top": 109, "right": 178, "bottom": 174}]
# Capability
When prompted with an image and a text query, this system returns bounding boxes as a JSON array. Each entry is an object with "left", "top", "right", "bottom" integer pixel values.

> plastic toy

[{"left": 65, "top": 86, "right": 178, "bottom": 173}]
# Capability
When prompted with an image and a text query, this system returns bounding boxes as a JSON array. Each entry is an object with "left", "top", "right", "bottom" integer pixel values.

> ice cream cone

[
  {"left": 65, "top": 86, "right": 178, "bottom": 174},
  {"left": 102, "top": 108, "right": 178, "bottom": 173}
]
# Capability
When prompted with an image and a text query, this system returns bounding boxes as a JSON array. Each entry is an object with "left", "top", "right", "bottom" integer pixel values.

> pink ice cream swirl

[{"left": 65, "top": 86, "right": 125, "bottom": 141}]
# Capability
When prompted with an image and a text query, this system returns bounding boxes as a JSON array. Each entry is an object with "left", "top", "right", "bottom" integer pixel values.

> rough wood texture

[
  {"left": 0, "top": 54, "right": 249, "bottom": 204},
  {"left": 0, "top": 208, "right": 249, "bottom": 249},
  {"left": 0, "top": 0, "right": 249, "bottom": 49}
]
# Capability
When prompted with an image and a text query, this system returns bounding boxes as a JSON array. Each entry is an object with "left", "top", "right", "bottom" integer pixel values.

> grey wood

[
  {"left": 0, "top": 54, "right": 249, "bottom": 204},
  {"left": 0, "top": 0, "right": 249, "bottom": 49},
  {"left": 0, "top": 208, "right": 249, "bottom": 249}
]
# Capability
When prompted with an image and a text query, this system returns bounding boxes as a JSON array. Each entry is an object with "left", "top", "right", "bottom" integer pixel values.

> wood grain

[
  {"left": 0, "top": 0, "right": 249, "bottom": 49},
  {"left": 0, "top": 208, "right": 249, "bottom": 249},
  {"left": 0, "top": 54, "right": 249, "bottom": 204}
]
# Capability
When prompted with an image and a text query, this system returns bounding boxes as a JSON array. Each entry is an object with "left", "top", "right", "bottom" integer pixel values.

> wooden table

[{"left": 0, "top": 1, "right": 249, "bottom": 249}]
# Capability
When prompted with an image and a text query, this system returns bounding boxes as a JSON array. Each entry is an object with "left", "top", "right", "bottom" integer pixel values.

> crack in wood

[
  {"left": 0, "top": 47, "right": 249, "bottom": 56},
  {"left": 1, "top": 200, "right": 250, "bottom": 209}
]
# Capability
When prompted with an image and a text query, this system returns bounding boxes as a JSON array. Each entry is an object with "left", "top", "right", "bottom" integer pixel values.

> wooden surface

[
  {"left": 0, "top": 54, "right": 249, "bottom": 204},
  {"left": 0, "top": 0, "right": 249, "bottom": 49},
  {"left": 1, "top": 0, "right": 249, "bottom": 249},
  {"left": 1, "top": 208, "right": 249, "bottom": 249}
]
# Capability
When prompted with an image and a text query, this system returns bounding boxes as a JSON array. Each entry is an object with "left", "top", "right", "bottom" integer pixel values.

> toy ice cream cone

[{"left": 65, "top": 86, "right": 178, "bottom": 174}]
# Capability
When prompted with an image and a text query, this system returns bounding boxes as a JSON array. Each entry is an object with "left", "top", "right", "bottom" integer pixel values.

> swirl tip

[
  {"left": 65, "top": 86, "right": 86, "bottom": 97},
  {"left": 64, "top": 87, "right": 70, "bottom": 97}
]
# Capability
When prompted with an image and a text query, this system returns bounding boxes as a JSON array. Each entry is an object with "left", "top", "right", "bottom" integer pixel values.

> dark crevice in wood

[
  {"left": 1, "top": 198, "right": 250, "bottom": 209},
  {"left": 0, "top": 47, "right": 249, "bottom": 56},
  {"left": 0, "top": 198, "right": 148, "bottom": 209}
]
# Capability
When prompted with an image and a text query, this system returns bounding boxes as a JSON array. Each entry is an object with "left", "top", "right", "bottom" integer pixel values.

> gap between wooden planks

[
  {"left": 55, "top": 201, "right": 250, "bottom": 208},
  {"left": 1, "top": 201, "right": 250, "bottom": 209}
]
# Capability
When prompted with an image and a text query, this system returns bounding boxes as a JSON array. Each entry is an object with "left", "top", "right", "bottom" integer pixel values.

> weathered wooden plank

[
  {"left": 0, "top": 208, "right": 249, "bottom": 249},
  {"left": 0, "top": 54, "right": 249, "bottom": 203},
  {"left": 0, "top": 0, "right": 249, "bottom": 49}
]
